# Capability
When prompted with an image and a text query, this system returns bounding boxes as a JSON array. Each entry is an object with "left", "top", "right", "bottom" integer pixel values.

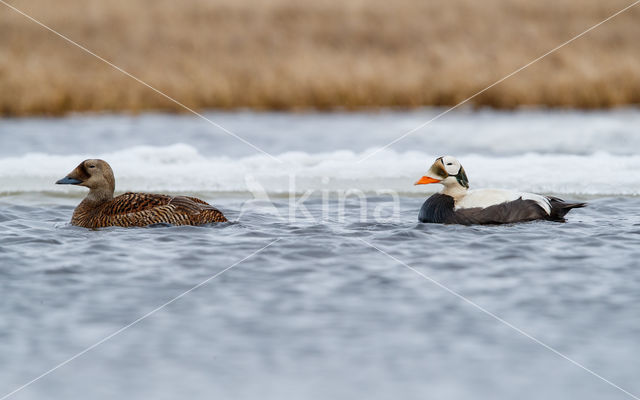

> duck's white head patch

[{"left": 441, "top": 155, "right": 462, "bottom": 175}]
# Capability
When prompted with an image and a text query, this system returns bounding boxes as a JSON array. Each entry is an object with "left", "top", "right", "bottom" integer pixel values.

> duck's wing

[
  {"left": 100, "top": 193, "right": 173, "bottom": 216},
  {"left": 451, "top": 191, "right": 586, "bottom": 224},
  {"left": 183, "top": 196, "right": 210, "bottom": 205},
  {"left": 169, "top": 196, "right": 224, "bottom": 214},
  {"left": 96, "top": 193, "right": 176, "bottom": 226},
  {"left": 98, "top": 193, "right": 226, "bottom": 226},
  {"left": 452, "top": 198, "right": 551, "bottom": 225},
  {"left": 456, "top": 189, "right": 551, "bottom": 214},
  {"left": 168, "top": 196, "right": 227, "bottom": 224}
]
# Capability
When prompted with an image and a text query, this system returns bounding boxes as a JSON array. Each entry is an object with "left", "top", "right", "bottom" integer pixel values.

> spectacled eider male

[
  {"left": 56, "top": 159, "right": 227, "bottom": 228},
  {"left": 415, "top": 156, "right": 585, "bottom": 225}
]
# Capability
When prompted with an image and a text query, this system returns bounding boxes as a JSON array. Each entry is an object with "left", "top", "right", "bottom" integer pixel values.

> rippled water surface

[{"left": 1, "top": 110, "right": 640, "bottom": 400}]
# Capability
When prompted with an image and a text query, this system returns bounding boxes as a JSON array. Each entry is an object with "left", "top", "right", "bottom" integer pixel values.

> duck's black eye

[
  {"left": 446, "top": 163, "right": 453, "bottom": 166},
  {"left": 88, "top": 165, "right": 96, "bottom": 168}
]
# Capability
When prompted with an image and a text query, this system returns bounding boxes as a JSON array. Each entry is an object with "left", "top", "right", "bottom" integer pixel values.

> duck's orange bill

[{"left": 414, "top": 176, "right": 441, "bottom": 185}]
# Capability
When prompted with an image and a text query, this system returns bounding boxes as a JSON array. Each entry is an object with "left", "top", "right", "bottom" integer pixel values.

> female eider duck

[
  {"left": 415, "top": 156, "right": 585, "bottom": 225},
  {"left": 56, "top": 159, "right": 227, "bottom": 228}
]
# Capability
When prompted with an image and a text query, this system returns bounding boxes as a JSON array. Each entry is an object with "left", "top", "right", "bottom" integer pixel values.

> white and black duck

[{"left": 415, "top": 156, "right": 585, "bottom": 225}]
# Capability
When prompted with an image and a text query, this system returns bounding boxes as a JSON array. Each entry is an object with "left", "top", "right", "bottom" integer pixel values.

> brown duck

[{"left": 56, "top": 159, "right": 227, "bottom": 228}]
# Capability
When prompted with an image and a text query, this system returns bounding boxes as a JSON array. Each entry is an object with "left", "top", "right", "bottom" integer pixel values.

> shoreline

[{"left": 3, "top": 104, "right": 640, "bottom": 120}]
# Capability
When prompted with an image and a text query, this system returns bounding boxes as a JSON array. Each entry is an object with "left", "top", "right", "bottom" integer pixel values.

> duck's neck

[
  {"left": 82, "top": 187, "right": 114, "bottom": 206},
  {"left": 441, "top": 184, "right": 468, "bottom": 201}
]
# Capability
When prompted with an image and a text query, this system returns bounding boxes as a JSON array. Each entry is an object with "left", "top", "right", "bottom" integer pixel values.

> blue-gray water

[{"left": 1, "top": 109, "right": 640, "bottom": 400}]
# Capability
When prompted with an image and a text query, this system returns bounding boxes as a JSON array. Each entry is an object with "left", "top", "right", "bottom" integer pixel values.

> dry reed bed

[{"left": 1, "top": 0, "right": 639, "bottom": 115}]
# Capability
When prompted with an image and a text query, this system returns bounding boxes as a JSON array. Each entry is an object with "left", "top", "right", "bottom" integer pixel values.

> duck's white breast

[{"left": 455, "top": 189, "right": 551, "bottom": 214}]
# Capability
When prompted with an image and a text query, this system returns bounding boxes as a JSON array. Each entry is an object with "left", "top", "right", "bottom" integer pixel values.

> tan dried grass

[{"left": 1, "top": 0, "right": 639, "bottom": 115}]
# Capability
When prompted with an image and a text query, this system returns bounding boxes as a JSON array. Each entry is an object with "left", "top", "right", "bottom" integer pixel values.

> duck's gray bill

[{"left": 56, "top": 177, "right": 82, "bottom": 185}]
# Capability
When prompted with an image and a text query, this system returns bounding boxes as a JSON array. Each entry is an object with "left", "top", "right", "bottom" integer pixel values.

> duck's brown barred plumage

[
  {"left": 72, "top": 193, "right": 227, "bottom": 228},
  {"left": 57, "top": 159, "right": 227, "bottom": 228}
]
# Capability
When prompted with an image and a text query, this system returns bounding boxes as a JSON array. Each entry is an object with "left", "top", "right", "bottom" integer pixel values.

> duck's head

[
  {"left": 415, "top": 155, "right": 469, "bottom": 193},
  {"left": 56, "top": 159, "right": 115, "bottom": 199}
]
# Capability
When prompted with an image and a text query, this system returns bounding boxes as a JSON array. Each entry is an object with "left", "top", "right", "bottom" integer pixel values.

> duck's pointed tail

[{"left": 548, "top": 197, "right": 586, "bottom": 221}]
